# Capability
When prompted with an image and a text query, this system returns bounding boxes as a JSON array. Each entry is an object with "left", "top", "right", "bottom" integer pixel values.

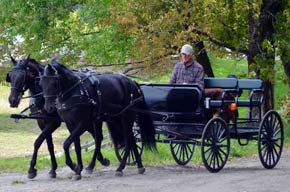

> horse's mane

[
  {"left": 28, "top": 58, "right": 45, "bottom": 74},
  {"left": 49, "top": 58, "right": 79, "bottom": 82}
]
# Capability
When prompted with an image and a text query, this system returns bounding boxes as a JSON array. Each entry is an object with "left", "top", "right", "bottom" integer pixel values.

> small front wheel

[
  {"left": 170, "top": 141, "right": 195, "bottom": 165},
  {"left": 201, "top": 117, "right": 230, "bottom": 173},
  {"left": 258, "top": 110, "right": 284, "bottom": 169},
  {"left": 114, "top": 128, "right": 143, "bottom": 166}
]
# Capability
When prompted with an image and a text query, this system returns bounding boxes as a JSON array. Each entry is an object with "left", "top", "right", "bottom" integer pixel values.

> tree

[{"left": 113, "top": 0, "right": 289, "bottom": 112}]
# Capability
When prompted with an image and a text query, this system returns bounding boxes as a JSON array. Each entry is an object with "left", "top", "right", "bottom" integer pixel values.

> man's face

[{"left": 181, "top": 53, "right": 192, "bottom": 64}]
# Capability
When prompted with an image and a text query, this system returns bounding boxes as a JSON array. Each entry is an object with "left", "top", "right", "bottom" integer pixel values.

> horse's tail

[
  {"left": 106, "top": 119, "right": 125, "bottom": 148},
  {"left": 135, "top": 83, "right": 157, "bottom": 152}
]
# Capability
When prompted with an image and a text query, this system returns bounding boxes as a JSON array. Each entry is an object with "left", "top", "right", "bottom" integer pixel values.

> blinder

[
  {"left": 6, "top": 72, "right": 11, "bottom": 82},
  {"left": 40, "top": 75, "right": 61, "bottom": 98},
  {"left": 8, "top": 68, "right": 28, "bottom": 94}
]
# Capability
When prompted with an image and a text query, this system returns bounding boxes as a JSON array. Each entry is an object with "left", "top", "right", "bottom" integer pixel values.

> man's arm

[
  {"left": 196, "top": 64, "right": 205, "bottom": 89},
  {"left": 169, "top": 64, "right": 178, "bottom": 84}
]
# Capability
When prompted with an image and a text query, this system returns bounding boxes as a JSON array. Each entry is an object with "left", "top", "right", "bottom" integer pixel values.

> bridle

[
  {"left": 8, "top": 65, "right": 29, "bottom": 95},
  {"left": 41, "top": 65, "right": 88, "bottom": 100},
  {"left": 40, "top": 75, "right": 61, "bottom": 99}
]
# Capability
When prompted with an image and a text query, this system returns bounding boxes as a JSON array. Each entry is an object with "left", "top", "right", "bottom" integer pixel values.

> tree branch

[{"left": 192, "top": 28, "right": 249, "bottom": 55}]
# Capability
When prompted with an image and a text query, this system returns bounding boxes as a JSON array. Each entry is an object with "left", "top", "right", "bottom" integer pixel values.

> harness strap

[
  {"left": 20, "top": 104, "right": 34, "bottom": 114},
  {"left": 93, "top": 78, "right": 102, "bottom": 119},
  {"left": 105, "top": 96, "right": 144, "bottom": 117},
  {"left": 60, "top": 75, "right": 90, "bottom": 99}
]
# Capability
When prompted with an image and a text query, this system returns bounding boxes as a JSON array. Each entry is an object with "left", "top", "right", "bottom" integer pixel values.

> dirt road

[{"left": 1, "top": 148, "right": 290, "bottom": 192}]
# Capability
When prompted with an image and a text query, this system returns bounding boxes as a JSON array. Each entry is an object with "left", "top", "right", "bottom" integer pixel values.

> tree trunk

[
  {"left": 194, "top": 41, "right": 214, "bottom": 77},
  {"left": 247, "top": 0, "right": 283, "bottom": 114},
  {"left": 263, "top": 80, "right": 275, "bottom": 112}
]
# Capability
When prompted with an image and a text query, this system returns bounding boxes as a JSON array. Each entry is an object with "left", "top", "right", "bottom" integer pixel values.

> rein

[
  {"left": 59, "top": 75, "right": 90, "bottom": 99},
  {"left": 22, "top": 92, "right": 43, "bottom": 99},
  {"left": 105, "top": 96, "right": 144, "bottom": 117}
]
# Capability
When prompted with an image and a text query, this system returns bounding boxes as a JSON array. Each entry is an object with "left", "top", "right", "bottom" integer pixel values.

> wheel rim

[
  {"left": 258, "top": 110, "right": 284, "bottom": 169},
  {"left": 170, "top": 141, "right": 194, "bottom": 165},
  {"left": 201, "top": 118, "right": 230, "bottom": 172}
]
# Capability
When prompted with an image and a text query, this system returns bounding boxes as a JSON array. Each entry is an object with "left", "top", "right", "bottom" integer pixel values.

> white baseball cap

[{"left": 180, "top": 44, "right": 194, "bottom": 55}]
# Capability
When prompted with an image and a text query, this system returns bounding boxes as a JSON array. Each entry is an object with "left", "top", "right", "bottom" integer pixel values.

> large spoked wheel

[
  {"left": 258, "top": 110, "right": 284, "bottom": 169},
  {"left": 201, "top": 117, "right": 230, "bottom": 173},
  {"left": 114, "top": 128, "right": 143, "bottom": 166},
  {"left": 170, "top": 140, "right": 195, "bottom": 166}
]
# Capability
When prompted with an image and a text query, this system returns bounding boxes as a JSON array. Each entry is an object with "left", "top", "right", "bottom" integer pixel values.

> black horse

[
  {"left": 6, "top": 55, "right": 109, "bottom": 179},
  {"left": 40, "top": 59, "right": 156, "bottom": 179}
]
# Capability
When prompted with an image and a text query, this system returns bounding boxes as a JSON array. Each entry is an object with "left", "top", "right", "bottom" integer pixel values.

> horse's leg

[
  {"left": 127, "top": 115, "right": 145, "bottom": 174},
  {"left": 131, "top": 136, "right": 145, "bottom": 174},
  {"left": 63, "top": 124, "right": 85, "bottom": 180},
  {"left": 115, "top": 116, "right": 132, "bottom": 177},
  {"left": 115, "top": 144, "right": 130, "bottom": 177},
  {"left": 28, "top": 121, "right": 60, "bottom": 179},
  {"left": 45, "top": 133, "right": 58, "bottom": 178},
  {"left": 85, "top": 121, "right": 110, "bottom": 174}
]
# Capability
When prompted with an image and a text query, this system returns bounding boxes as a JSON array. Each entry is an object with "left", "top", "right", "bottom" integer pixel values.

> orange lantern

[{"left": 229, "top": 103, "right": 237, "bottom": 111}]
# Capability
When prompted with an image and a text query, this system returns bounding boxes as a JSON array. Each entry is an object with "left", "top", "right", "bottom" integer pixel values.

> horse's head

[
  {"left": 40, "top": 63, "right": 61, "bottom": 113},
  {"left": 6, "top": 55, "right": 31, "bottom": 107}
]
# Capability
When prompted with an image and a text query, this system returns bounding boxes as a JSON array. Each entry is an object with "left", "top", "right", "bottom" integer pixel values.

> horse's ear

[
  {"left": 10, "top": 55, "right": 17, "bottom": 66},
  {"left": 6, "top": 72, "right": 11, "bottom": 82},
  {"left": 24, "top": 55, "right": 30, "bottom": 66},
  {"left": 51, "top": 57, "right": 59, "bottom": 65},
  {"left": 47, "top": 64, "right": 58, "bottom": 75}
]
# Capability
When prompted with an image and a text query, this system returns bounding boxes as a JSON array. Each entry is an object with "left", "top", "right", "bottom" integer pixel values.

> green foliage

[
  {"left": 278, "top": 94, "right": 290, "bottom": 123},
  {"left": 0, "top": 0, "right": 289, "bottom": 91},
  {"left": 0, "top": 0, "right": 134, "bottom": 66}
]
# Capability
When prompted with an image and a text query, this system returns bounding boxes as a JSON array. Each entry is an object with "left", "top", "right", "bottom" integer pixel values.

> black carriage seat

[
  {"left": 140, "top": 84, "right": 203, "bottom": 120},
  {"left": 204, "top": 77, "right": 238, "bottom": 107},
  {"left": 237, "top": 79, "right": 264, "bottom": 107}
]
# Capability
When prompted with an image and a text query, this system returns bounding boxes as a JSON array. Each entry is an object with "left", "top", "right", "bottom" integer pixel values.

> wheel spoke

[
  {"left": 209, "top": 152, "right": 215, "bottom": 168},
  {"left": 273, "top": 141, "right": 281, "bottom": 149},
  {"left": 216, "top": 150, "right": 222, "bottom": 168},
  {"left": 179, "top": 145, "right": 184, "bottom": 162},
  {"left": 184, "top": 145, "right": 190, "bottom": 160},
  {"left": 270, "top": 149, "right": 277, "bottom": 164},
  {"left": 205, "top": 150, "right": 214, "bottom": 162},
  {"left": 204, "top": 145, "right": 213, "bottom": 154},
  {"left": 218, "top": 146, "right": 227, "bottom": 156}
]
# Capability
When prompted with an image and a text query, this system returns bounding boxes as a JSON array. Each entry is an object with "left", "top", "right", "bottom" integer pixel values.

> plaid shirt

[{"left": 169, "top": 61, "right": 204, "bottom": 89}]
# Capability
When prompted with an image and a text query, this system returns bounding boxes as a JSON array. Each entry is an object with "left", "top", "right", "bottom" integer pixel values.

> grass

[{"left": 0, "top": 56, "right": 289, "bottom": 174}]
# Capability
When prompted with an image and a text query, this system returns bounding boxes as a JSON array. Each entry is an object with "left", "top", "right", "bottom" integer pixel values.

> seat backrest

[
  {"left": 238, "top": 79, "right": 263, "bottom": 90},
  {"left": 141, "top": 84, "right": 202, "bottom": 112},
  {"left": 204, "top": 77, "right": 238, "bottom": 89}
]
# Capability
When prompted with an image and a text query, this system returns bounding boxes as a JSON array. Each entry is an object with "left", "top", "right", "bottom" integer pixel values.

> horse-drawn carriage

[
  {"left": 7, "top": 56, "right": 284, "bottom": 179},
  {"left": 125, "top": 77, "right": 284, "bottom": 172}
]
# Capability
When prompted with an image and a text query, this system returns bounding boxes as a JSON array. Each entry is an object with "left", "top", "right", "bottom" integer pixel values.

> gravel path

[{"left": 1, "top": 147, "right": 290, "bottom": 192}]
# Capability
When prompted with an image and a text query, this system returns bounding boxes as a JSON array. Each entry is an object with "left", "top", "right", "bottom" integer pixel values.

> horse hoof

[
  {"left": 72, "top": 174, "right": 82, "bottom": 181},
  {"left": 28, "top": 169, "right": 37, "bottom": 179},
  {"left": 73, "top": 165, "right": 81, "bottom": 173},
  {"left": 84, "top": 167, "right": 93, "bottom": 174},
  {"left": 102, "top": 159, "right": 110, "bottom": 167},
  {"left": 138, "top": 167, "right": 146, "bottom": 174},
  {"left": 115, "top": 171, "right": 123, "bottom": 177},
  {"left": 49, "top": 170, "right": 57, "bottom": 179}
]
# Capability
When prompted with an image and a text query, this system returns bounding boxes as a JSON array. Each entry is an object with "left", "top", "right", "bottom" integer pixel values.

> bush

[{"left": 278, "top": 94, "right": 290, "bottom": 123}]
